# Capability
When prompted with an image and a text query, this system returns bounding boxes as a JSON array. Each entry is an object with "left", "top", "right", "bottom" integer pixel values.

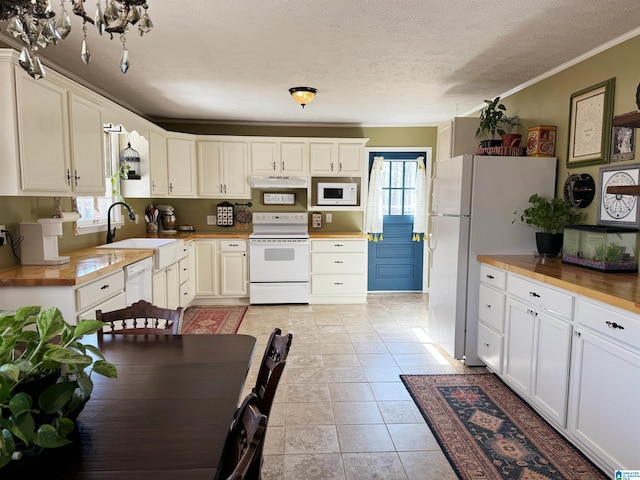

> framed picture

[
  {"left": 263, "top": 192, "right": 296, "bottom": 205},
  {"left": 567, "top": 78, "right": 616, "bottom": 167},
  {"left": 611, "top": 126, "right": 636, "bottom": 162},
  {"left": 596, "top": 164, "right": 640, "bottom": 227}
]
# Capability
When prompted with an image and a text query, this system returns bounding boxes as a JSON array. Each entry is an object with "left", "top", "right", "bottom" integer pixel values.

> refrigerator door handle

[{"left": 431, "top": 178, "right": 439, "bottom": 214}]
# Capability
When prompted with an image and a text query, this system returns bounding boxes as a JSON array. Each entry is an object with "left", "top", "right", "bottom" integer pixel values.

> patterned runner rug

[
  {"left": 181, "top": 306, "right": 247, "bottom": 334},
  {"left": 401, "top": 373, "right": 607, "bottom": 480}
]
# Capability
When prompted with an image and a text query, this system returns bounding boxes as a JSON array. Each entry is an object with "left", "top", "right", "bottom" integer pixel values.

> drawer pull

[
  {"left": 100, "top": 284, "right": 110, "bottom": 290},
  {"left": 334, "top": 282, "right": 344, "bottom": 285},
  {"left": 334, "top": 244, "right": 344, "bottom": 247},
  {"left": 229, "top": 243, "right": 239, "bottom": 247},
  {"left": 529, "top": 291, "right": 540, "bottom": 298},
  {"left": 605, "top": 321, "right": 625, "bottom": 330},
  {"left": 183, "top": 268, "right": 188, "bottom": 271},
  {"left": 527, "top": 308, "right": 538, "bottom": 317},
  {"left": 573, "top": 331, "right": 581, "bottom": 337},
  {"left": 486, "top": 274, "right": 494, "bottom": 279},
  {"left": 485, "top": 304, "right": 491, "bottom": 309},
  {"left": 334, "top": 261, "right": 344, "bottom": 264},
  {"left": 484, "top": 342, "right": 490, "bottom": 347}
]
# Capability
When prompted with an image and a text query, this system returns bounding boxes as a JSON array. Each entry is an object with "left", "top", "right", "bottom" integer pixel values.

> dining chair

[
  {"left": 246, "top": 327, "right": 293, "bottom": 418},
  {"left": 95, "top": 300, "right": 183, "bottom": 337},
  {"left": 217, "top": 394, "right": 268, "bottom": 480}
]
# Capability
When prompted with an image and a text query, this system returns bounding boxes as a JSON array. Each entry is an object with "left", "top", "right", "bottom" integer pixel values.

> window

[
  {"left": 75, "top": 130, "right": 122, "bottom": 235},
  {"left": 380, "top": 160, "right": 418, "bottom": 215}
]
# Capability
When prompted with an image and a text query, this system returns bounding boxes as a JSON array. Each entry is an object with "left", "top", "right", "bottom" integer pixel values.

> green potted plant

[
  {"left": 476, "top": 96, "right": 507, "bottom": 148},
  {"left": 515, "top": 194, "right": 584, "bottom": 257},
  {"left": 0, "top": 306, "right": 117, "bottom": 469},
  {"left": 499, "top": 113, "right": 522, "bottom": 148}
]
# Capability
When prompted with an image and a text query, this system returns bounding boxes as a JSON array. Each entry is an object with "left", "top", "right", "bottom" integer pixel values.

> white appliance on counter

[
  {"left": 428, "top": 154, "right": 556, "bottom": 366},
  {"left": 249, "top": 212, "right": 309, "bottom": 304},
  {"left": 19, "top": 219, "right": 70, "bottom": 265},
  {"left": 124, "top": 256, "right": 153, "bottom": 305}
]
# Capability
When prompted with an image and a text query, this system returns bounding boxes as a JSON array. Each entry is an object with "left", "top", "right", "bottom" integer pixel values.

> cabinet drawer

[
  {"left": 311, "top": 252, "right": 366, "bottom": 275},
  {"left": 219, "top": 240, "right": 246, "bottom": 252},
  {"left": 79, "top": 291, "right": 126, "bottom": 321},
  {"left": 179, "top": 281, "right": 191, "bottom": 308},
  {"left": 311, "top": 274, "right": 366, "bottom": 295},
  {"left": 508, "top": 274, "right": 573, "bottom": 319},
  {"left": 480, "top": 264, "right": 506, "bottom": 290},
  {"left": 478, "top": 322, "right": 503, "bottom": 373},
  {"left": 479, "top": 284, "right": 506, "bottom": 332},
  {"left": 576, "top": 297, "right": 640, "bottom": 349},
  {"left": 76, "top": 270, "right": 125, "bottom": 312},
  {"left": 179, "top": 256, "right": 189, "bottom": 284},
  {"left": 311, "top": 239, "right": 366, "bottom": 253}
]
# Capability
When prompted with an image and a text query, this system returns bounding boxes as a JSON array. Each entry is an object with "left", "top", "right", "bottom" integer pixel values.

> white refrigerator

[{"left": 428, "top": 154, "right": 557, "bottom": 366}]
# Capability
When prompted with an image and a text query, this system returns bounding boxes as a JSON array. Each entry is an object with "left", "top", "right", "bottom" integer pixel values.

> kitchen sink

[{"left": 97, "top": 238, "right": 184, "bottom": 270}]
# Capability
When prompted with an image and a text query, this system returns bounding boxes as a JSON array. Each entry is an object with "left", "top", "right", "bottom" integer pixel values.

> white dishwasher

[{"left": 124, "top": 257, "right": 153, "bottom": 305}]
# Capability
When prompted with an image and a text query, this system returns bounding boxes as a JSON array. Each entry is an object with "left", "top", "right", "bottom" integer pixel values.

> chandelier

[{"left": 0, "top": 0, "right": 153, "bottom": 79}]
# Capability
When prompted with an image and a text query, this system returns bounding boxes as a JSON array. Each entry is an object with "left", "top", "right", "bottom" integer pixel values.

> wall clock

[{"left": 596, "top": 164, "right": 640, "bottom": 227}]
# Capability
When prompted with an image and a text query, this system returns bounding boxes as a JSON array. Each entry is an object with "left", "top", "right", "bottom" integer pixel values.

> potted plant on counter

[
  {"left": 0, "top": 306, "right": 117, "bottom": 469},
  {"left": 476, "top": 96, "right": 507, "bottom": 148},
  {"left": 515, "top": 194, "right": 584, "bottom": 258}
]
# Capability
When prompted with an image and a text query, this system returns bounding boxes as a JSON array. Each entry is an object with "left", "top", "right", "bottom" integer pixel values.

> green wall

[{"left": 479, "top": 34, "right": 640, "bottom": 225}]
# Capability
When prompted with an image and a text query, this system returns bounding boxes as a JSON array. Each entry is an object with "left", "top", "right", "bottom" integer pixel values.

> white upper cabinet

[
  {"left": 309, "top": 139, "right": 366, "bottom": 176},
  {"left": 436, "top": 117, "right": 480, "bottom": 162},
  {"left": 15, "top": 70, "right": 71, "bottom": 193},
  {"left": 68, "top": 93, "right": 105, "bottom": 194},
  {"left": 149, "top": 129, "right": 169, "bottom": 196},
  {"left": 250, "top": 139, "right": 308, "bottom": 175},
  {"left": 197, "top": 138, "right": 250, "bottom": 199},
  {"left": 166, "top": 133, "right": 197, "bottom": 197}
]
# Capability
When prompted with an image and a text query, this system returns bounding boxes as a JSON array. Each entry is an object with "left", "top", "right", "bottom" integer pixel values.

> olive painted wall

[{"left": 474, "top": 34, "right": 640, "bottom": 225}]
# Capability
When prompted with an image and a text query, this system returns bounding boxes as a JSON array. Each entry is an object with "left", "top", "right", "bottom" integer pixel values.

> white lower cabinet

[
  {"left": 152, "top": 269, "right": 167, "bottom": 308},
  {"left": 194, "top": 239, "right": 247, "bottom": 302},
  {"left": 152, "top": 244, "right": 191, "bottom": 310},
  {"left": 310, "top": 238, "right": 367, "bottom": 303},
  {"left": 477, "top": 264, "right": 507, "bottom": 373},
  {"left": 567, "top": 297, "right": 640, "bottom": 472},
  {"left": 79, "top": 291, "right": 126, "bottom": 321},
  {"left": 479, "top": 262, "right": 639, "bottom": 473}
]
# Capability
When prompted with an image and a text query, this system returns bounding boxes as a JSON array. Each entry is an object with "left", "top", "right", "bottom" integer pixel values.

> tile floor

[{"left": 236, "top": 293, "right": 486, "bottom": 480}]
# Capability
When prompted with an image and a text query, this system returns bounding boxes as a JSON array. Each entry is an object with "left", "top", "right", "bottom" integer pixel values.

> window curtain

[
  {"left": 365, "top": 156, "right": 385, "bottom": 242},
  {"left": 412, "top": 156, "right": 427, "bottom": 241}
]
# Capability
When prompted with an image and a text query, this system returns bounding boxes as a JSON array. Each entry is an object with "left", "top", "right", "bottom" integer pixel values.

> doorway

[{"left": 366, "top": 149, "right": 431, "bottom": 292}]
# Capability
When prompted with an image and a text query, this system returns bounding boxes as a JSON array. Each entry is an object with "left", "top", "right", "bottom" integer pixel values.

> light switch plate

[{"left": 207, "top": 215, "right": 216, "bottom": 225}]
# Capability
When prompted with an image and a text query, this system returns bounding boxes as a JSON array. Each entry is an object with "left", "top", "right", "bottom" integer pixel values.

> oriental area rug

[
  {"left": 181, "top": 305, "right": 247, "bottom": 334},
  {"left": 401, "top": 373, "right": 607, "bottom": 480}
]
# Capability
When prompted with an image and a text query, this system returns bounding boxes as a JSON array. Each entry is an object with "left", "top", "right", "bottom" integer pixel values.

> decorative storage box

[
  {"left": 526, "top": 125, "right": 557, "bottom": 157},
  {"left": 562, "top": 225, "right": 638, "bottom": 272}
]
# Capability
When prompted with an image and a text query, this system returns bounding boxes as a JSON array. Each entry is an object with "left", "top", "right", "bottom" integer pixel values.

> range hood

[{"left": 250, "top": 176, "right": 308, "bottom": 189}]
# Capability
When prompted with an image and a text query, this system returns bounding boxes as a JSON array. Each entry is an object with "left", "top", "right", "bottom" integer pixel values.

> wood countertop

[
  {"left": 0, "top": 231, "right": 366, "bottom": 287},
  {"left": 478, "top": 255, "right": 640, "bottom": 315},
  {"left": 0, "top": 248, "right": 153, "bottom": 287}
]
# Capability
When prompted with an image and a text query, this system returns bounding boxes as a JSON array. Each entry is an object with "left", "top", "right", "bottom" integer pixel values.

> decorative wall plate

[{"left": 596, "top": 165, "right": 640, "bottom": 227}]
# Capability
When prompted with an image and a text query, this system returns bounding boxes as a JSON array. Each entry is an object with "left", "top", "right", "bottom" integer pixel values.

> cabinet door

[
  {"left": 531, "top": 311, "right": 572, "bottom": 427},
  {"left": 503, "top": 298, "right": 535, "bottom": 396},
  {"left": 309, "top": 141, "right": 336, "bottom": 175},
  {"left": 220, "top": 251, "right": 247, "bottom": 296},
  {"left": 568, "top": 328, "right": 640, "bottom": 471},
  {"left": 15, "top": 72, "right": 70, "bottom": 193},
  {"left": 337, "top": 143, "right": 363, "bottom": 175},
  {"left": 250, "top": 141, "right": 278, "bottom": 174},
  {"left": 149, "top": 129, "right": 168, "bottom": 196},
  {"left": 68, "top": 93, "right": 105, "bottom": 195},
  {"left": 436, "top": 120, "right": 454, "bottom": 162},
  {"left": 165, "top": 262, "right": 180, "bottom": 309},
  {"left": 280, "top": 141, "right": 308, "bottom": 175},
  {"left": 221, "top": 141, "right": 249, "bottom": 198},
  {"left": 195, "top": 240, "right": 217, "bottom": 296},
  {"left": 197, "top": 140, "right": 223, "bottom": 197},
  {"left": 186, "top": 241, "right": 196, "bottom": 303},
  {"left": 167, "top": 134, "right": 196, "bottom": 197},
  {"left": 152, "top": 269, "right": 167, "bottom": 308}
]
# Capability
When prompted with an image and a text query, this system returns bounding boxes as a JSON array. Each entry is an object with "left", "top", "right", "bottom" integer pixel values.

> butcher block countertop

[
  {"left": 478, "top": 255, "right": 640, "bottom": 315},
  {"left": 0, "top": 248, "right": 153, "bottom": 287},
  {"left": 0, "top": 231, "right": 366, "bottom": 287}
]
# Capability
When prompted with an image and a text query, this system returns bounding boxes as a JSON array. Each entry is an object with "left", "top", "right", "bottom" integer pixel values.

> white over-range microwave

[{"left": 317, "top": 182, "right": 358, "bottom": 205}]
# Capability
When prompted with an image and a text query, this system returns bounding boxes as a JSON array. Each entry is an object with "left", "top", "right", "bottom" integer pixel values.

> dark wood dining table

[{"left": 3, "top": 334, "right": 257, "bottom": 480}]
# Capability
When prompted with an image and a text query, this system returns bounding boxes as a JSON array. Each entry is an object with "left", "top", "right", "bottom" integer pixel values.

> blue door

[{"left": 367, "top": 152, "right": 426, "bottom": 291}]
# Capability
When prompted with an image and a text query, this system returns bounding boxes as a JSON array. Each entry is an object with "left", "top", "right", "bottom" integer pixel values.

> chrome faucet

[{"left": 106, "top": 202, "right": 136, "bottom": 244}]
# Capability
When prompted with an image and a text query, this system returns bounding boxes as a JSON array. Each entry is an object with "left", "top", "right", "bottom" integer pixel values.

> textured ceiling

[{"left": 2, "top": 0, "right": 640, "bottom": 126}]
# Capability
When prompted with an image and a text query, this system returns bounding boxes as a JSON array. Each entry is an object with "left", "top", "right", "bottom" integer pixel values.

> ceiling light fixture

[
  {"left": 0, "top": 0, "right": 153, "bottom": 79},
  {"left": 289, "top": 87, "right": 317, "bottom": 108}
]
